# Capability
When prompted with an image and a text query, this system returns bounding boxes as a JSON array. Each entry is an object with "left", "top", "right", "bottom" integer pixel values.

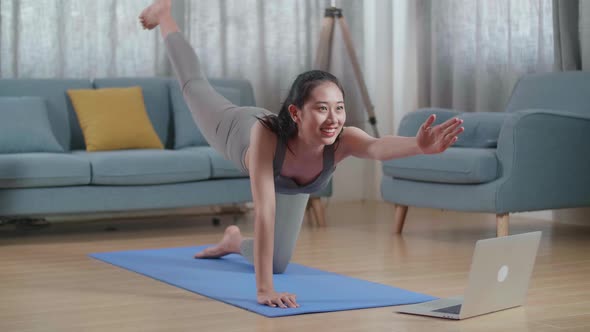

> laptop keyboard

[{"left": 433, "top": 304, "right": 462, "bottom": 315}]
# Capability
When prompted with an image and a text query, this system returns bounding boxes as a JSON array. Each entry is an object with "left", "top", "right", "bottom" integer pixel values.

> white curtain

[
  {"left": 0, "top": 0, "right": 167, "bottom": 78},
  {"left": 182, "top": 0, "right": 363, "bottom": 114},
  {"left": 0, "top": 0, "right": 364, "bottom": 114},
  {"left": 421, "top": 0, "right": 554, "bottom": 113}
]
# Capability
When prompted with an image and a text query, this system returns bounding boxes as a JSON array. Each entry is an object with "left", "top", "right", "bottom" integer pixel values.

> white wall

[
  {"left": 332, "top": 0, "right": 414, "bottom": 202},
  {"left": 325, "top": 1, "right": 382, "bottom": 202}
]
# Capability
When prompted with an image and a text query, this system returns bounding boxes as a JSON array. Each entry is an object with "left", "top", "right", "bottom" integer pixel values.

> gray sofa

[
  {"left": 380, "top": 72, "right": 590, "bottom": 236},
  {"left": 0, "top": 77, "right": 331, "bottom": 224}
]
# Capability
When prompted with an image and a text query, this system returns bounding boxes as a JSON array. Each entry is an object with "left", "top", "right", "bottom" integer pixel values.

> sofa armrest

[
  {"left": 397, "top": 108, "right": 459, "bottom": 136},
  {"left": 495, "top": 109, "right": 590, "bottom": 211}
]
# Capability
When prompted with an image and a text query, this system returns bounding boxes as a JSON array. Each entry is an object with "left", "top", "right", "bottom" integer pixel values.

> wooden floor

[{"left": 1, "top": 201, "right": 590, "bottom": 332}]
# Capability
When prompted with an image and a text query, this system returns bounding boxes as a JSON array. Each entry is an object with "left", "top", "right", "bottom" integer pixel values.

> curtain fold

[
  {"left": 552, "top": 0, "right": 590, "bottom": 71},
  {"left": 421, "top": 0, "right": 554, "bottom": 113},
  {"left": 583, "top": 1, "right": 590, "bottom": 69},
  {"left": 553, "top": 0, "right": 581, "bottom": 70}
]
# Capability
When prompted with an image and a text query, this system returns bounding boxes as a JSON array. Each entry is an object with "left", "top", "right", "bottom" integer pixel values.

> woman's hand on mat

[
  {"left": 257, "top": 290, "right": 299, "bottom": 308},
  {"left": 416, "top": 114, "right": 464, "bottom": 154}
]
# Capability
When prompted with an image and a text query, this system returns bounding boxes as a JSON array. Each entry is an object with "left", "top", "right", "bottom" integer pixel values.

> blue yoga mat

[{"left": 90, "top": 245, "right": 436, "bottom": 317}]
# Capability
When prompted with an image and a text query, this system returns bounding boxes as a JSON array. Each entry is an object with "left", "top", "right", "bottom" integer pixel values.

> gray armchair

[{"left": 380, "top": 72, "right": 590, "bottom": 236}]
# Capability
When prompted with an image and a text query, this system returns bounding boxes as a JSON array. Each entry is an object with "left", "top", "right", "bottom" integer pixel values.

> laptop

[{"left": 396, "top": 231, "right": 542, "bottom": 320}]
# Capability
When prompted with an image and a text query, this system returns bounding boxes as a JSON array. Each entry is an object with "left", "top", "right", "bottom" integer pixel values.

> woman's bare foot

[
  {"left": 138, "top": 0, "right": 172, "bottom": 30},
  {"left": 194, "top": 225, "right": 243, "bottom": 259}
]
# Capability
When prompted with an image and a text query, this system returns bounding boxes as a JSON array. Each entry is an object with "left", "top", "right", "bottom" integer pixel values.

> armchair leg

[
  {"left": 305, "top": 206, "right": 315, "bottom": 226},
  {"left": 393, "top": 204, "right": 409, "bottom": 234},
  {"left": 309, "top": 198, "right": 327, "bottom": 227},
  {"left": 496, "top": 213, "right": 510, "bottom": 237}
]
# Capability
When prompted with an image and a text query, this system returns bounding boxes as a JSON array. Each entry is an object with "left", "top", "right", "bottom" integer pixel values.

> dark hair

[{"left": 257, "top": 70, "right": 345, "bottom": 150}]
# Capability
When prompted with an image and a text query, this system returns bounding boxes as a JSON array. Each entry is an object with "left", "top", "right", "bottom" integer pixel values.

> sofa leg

[
  {"left": 496, "top": 213, "right": 509, "bottom": 237},
  {"left": 393, "top": 204, "right": 408, "bottom": 235},
  {"left": 309, "top": 198, "right": 327, "bottom": 227}
]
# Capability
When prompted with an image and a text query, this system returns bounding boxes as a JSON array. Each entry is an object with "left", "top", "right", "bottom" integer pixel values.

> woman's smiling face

[{"left": 289, "top": 81, "right": 346, "bottom": 146}]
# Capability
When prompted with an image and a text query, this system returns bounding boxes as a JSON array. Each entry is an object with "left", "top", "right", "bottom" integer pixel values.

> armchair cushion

[
  {"left": 382, "top": 147, "right": 498, "bottom": 184},
  {"left": 455, "top": 112, "right": 507, "bottom": 148},
  {"left": 398, "top": 108, "right": 459, "bottom": 136}
]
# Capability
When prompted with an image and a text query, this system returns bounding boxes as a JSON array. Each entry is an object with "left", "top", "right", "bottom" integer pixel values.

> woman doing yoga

[{"left": 139, "top": 0, "right": 464, "bottom": 310}]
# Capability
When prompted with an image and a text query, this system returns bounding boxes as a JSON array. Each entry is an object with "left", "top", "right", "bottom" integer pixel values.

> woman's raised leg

[{"left": 139, "top": 0, "right": 237, "bottom": 156}]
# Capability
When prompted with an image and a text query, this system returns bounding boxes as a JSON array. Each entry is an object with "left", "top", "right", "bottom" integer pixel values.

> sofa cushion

[
  {"left": 73, "top": 149, "right": 210, "bottom": 186},
  {"left": 0, "top": 153, "right": 90, "bottom": 188},
  {"left": 169, "top": 79, "right": 257, "bottom": 149},
  {"left": 67, "top": 87, "right": 164, "bottom": 151},
  {"left": 93, "top": 78, "right": 171, "bottom": 148},
  {"left": 182, "top": 146, "right": 247, "bottom": 179},
  {"left": 0, "top": 97, "right": 64, "bottom": 154},
  {"left": 455, "top": 112, "right": 507, "bottom": 148},
  {"left": 0, "top": 79, "right": 94, "bottom": 151},
  {"left": 382, "top": 147, "right": 498, "bottom": 184}
]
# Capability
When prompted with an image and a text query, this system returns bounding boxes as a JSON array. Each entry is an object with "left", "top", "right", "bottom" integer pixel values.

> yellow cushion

[{"left": 67, "top": 87, "right": 164, "bottom": 151}]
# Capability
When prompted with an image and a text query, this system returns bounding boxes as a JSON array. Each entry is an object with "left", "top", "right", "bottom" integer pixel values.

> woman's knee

[
  {"left": 181, "top": 79, "right": 202, "bottom": 96},
  {"left": 272, "top": 260, "right": 290, "bottom": 274}
]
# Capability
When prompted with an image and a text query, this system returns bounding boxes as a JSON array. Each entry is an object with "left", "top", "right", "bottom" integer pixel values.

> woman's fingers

[
  {"left": 442, "top": 126, "right": 462, "bottom": 144},
  {"left": 273, "top": 297, "right": 287, "bottom": 308},
  {"left": 451, "top": 126, "right": 464, "bottom": 137},
  {"left": 280, "top": 293, "right": 298, "bottom": 308},
  {"left": 261, "top": 292, "right": 299, "bottom": 309},
  {"left": 443, "top": 136, "right": 459, "bottom": 150},
  {"left": 267, "top": 294, "right": 299, "bottom": 309},
  {"left": 443, "top": 125, "right": 464, "bottom": 141},
  {"left": 438, "top": 117, "right": 462, "bottom": 132},
  {"left": 442, "top": 118, "right": 463, "bottom": 133},
  {"left": 422, "top": 114, "right": 436, "bottom": 131},
  {"left": 439, "top": 121, "right": 463, "bottom": 141},
  {"left": 433, "top": 125, "right": 462, "bottom": 152},
  {"left": 282, "top": 296, "right": 298, "bottom": 308}
]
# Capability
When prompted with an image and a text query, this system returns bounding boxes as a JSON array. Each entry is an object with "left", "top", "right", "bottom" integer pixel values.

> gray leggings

[{"left": 165, "top": 32, "right": 309, "bottom": 274}]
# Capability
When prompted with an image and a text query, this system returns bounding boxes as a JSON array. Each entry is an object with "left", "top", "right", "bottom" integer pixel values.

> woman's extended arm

[{"left": 341, "top": 115, "right": 464, "bottom": 161}]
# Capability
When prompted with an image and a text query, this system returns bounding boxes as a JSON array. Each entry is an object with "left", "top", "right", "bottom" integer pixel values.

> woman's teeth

[{"left": 321, "top": 127, "right": 338, "bottom": 137}]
